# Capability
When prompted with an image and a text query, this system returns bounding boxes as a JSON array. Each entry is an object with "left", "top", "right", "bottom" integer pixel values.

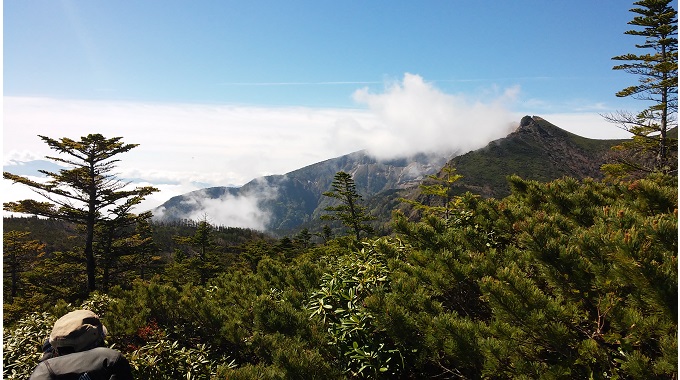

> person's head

[{"left": 49, "top": 309, "right": 108, "bottom": 355}]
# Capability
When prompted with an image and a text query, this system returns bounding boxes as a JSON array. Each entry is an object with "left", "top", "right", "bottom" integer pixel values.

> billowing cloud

[{"left": 347, "top": 73, "right": 518, "bottom": 159}]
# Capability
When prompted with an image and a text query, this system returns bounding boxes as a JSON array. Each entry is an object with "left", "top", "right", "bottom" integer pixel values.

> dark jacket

[{"left": 29, "top": 347, "right": 133, "bottom": 380}]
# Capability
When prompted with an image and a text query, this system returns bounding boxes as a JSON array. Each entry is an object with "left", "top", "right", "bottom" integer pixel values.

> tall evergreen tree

[
  {"left": 3, "top": 134, "right": 158, "bottom": 292},
  {"left": 293, "top": 228, "right": 313, "bottom": 249},
  {"left": 132, "top": 218, "right": 161, "bottom": 281},
  {"left": 321, "top": 171, "right": 375, "bottom": 240},
  {"left": 603, "top": 0, "right": 678, "bottom": 178}
]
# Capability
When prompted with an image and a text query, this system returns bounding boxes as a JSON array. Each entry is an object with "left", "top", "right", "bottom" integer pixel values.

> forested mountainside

[
  {"left": 155, "top": 116, "right": 625, "bottom": 236},
  {"left": 3, "top": 216, "right": 273, "bottom": 265}
]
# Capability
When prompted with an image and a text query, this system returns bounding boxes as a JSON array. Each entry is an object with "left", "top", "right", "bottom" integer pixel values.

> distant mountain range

[{"left": 154, "top": 116, "right": 629, "bottom": 236}]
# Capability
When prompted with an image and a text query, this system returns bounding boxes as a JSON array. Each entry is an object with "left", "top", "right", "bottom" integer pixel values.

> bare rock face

[{"left": 518, "top": 115, "right": 536, "bottom": 130}]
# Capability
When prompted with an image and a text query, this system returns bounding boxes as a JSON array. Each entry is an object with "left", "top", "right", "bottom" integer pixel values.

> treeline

[
  {"left": 3, "top": 216, "right": 277, "bottom": 322},
  {"left": 4, "top": 174, "right": 677, "bottom": 379}
]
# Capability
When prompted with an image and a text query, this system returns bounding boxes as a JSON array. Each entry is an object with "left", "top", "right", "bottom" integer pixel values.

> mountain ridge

[
  {"left": 154, "top": 150, "right": 453, "bottom": 233},
  {"left": 154, "top": 116, "right": 627, "bottom": 235},
  {"left": 444, "top": 115, "right": 625, "bottom": 198}
]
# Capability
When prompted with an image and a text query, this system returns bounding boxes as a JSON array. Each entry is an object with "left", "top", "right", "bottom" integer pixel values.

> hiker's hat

[{"left": 49, "top": 309, "right": 108, "bottom": 352}]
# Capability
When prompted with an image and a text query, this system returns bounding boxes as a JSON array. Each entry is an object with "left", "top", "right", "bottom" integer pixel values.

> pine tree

[
  {"left": 3, "top": 134, "right": 158, "bottom": 292},
  {"left": 293, "top": 228, "right": 313, "bottom": 249},
  {"left": 321, "top": 171, "right": 375, "bottom": 241},
  {"left": 97, "top": 204, "right": 155, "bottom": 292},
  {"left": 389, "top": 174, "right": 677, "bottom": 377},
  {"left": 603, "top": 0, "right": 678, "bottom": 178}
]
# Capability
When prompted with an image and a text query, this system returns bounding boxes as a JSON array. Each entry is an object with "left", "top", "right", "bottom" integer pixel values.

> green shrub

[
  {"left": 3, "top": 311, "right": 55, "bottom": 379},
  {"left": 127, "top": 335, "right": 233, "bottom": 379},
  {"left": 308, "top": 238, "right": 405, "bottom": 378}
]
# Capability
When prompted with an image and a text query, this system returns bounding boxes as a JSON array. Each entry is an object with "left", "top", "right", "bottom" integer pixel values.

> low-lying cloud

[
  {"left": 159, "top": 193, "right": 272, "bottom": 230},
  {"left": 153, "top": 178, "right": 278, "bottom": 230}
]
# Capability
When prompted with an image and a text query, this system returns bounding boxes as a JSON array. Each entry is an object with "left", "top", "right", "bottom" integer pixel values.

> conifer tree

[
  {"left": 3, "top": 231, "right": 45, "bottom": 301},
  {"left": 603, "top": 0, "right": 678, "bottom": 178},
  {"left": 321, "top": 171, "right": 375, "bottom": 240},
  {"left": 132, "top": 218, "right": 161, "bottom": 281},
  {"left": 390, "top": 175, "right": 677, "bottom": 377},
  {"left": 401, "top": 163, "right": 464, "bottom": 223},
  {"left": 171, "top": 217, "right": 219, "bottom": 284},
  {"left": 293, "top": 228, "right": 313, "bottom": 249},
  {"left": 96, "top": 200, "right": 155, "bottom": 292},
  {"left": 3, "top": 134, "right": 158, "bottom": 292}
]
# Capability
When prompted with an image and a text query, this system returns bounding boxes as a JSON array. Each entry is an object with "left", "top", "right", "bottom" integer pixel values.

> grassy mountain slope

[{"left": 445, "top": 115, "right": 625, "bottom": 198}]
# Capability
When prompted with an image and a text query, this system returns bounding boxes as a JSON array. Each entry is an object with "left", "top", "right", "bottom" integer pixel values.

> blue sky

[
  {"left": 3, "top": 1, "right": 655, "bottom": 223},
  {"left": 6, "top": 1, "right": 638, "bottom": 108}
]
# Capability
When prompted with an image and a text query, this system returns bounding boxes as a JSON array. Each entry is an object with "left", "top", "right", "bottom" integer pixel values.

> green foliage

[
  {"left": 389, "top": 174, "right": 677, "bottom": 378},
  {"left": 3, "top": 311, "right": 56, "bottom": 380},
  {"left": 3, "top": 291, "right": 236, "bottom": 380},
  {"left": 103, "top": 249, "right": 334, "bottom": 378},
  {"left": 170, "top": 218, "right": 221, "bottom": 284},
  {"left": 604, "top": 0, "right": 678, "bottom": 177},
  {"left": 4, "top": 249, "right": 90, "bottom": 326},
  {"left": 3, "top": 230, "right": 45, "bottom": 301},
  {"left": 3, "top": 293, "right": 114, "bottom": 379},
  {"left": 3, "top": 134, "right": 158, "bottom": 292},
  {"left": 3, "top": 172, "right": 676, "bottom": 379},
  {"left": 308, "top": 239, "right": 406, "bottom": 378},
  {"left": 482, "top": 177, "right": 677, "bottom": 377},
  {"left": 127, "top": 336, "right": 227, "bottom": 379},
  {"left": 401, "top": 163, "right": 465, "bottom": 223},
  {"left": 2, "top": 219, "right": 85, "bottom": 325}
]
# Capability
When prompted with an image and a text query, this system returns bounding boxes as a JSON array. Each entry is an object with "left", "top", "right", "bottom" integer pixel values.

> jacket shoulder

[{"left": 29, "top": 347, "right": 132, "bottom": 380}]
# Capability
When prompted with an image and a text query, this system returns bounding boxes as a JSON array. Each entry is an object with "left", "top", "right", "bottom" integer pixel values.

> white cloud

[
  {"left": 164, "top": 193, "right": 271, "bottom": 230},
  {"left": 350, "top": 73, "right": 518, "bottom": 158},
  {"left": 3, "top": 97, "right": 374, "bottom": 210},
  {"left": 152, "top": 178, "right": 278, "bottom": 230}
]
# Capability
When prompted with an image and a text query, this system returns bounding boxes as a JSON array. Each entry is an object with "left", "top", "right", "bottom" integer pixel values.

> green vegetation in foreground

[{"left": 4, "top": 174, "right": 677, "bottom": 379}]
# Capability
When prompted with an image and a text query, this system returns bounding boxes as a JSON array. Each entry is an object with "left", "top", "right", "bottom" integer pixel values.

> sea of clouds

[{"left": 3, "top": 74, "right": 629, "bottom": 229}]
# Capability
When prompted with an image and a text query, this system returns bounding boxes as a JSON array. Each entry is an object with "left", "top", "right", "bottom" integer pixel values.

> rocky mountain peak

[{"left": 518, "top": 115, "right": 536, "bottom": 130}]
